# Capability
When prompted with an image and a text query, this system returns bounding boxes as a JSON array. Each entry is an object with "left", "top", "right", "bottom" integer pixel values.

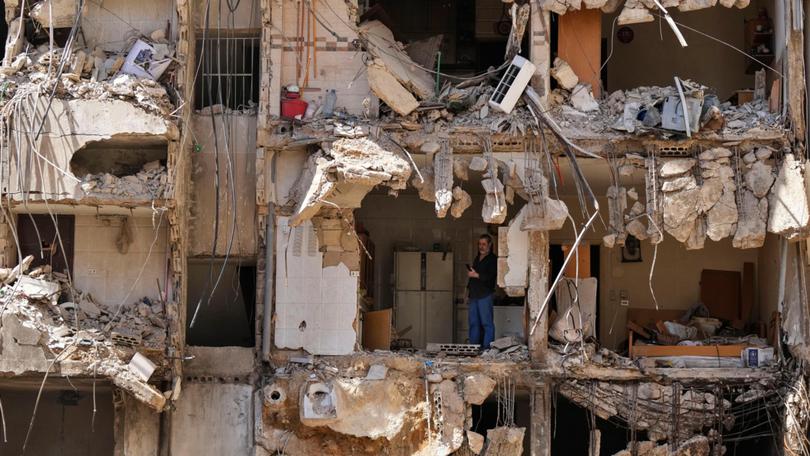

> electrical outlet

[
  {"left": 86, "top": 267, "right": 98, "bottom": 276},
  {"left": 620, "top": 299, "right": 630, "bottom": 307},
  {"left": 350, "top": 271, "right": 360, "bottom": 277}
]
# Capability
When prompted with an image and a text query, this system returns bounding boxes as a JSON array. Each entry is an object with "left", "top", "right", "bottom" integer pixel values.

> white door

[
  {"left": 395, "top": 291, "right": 424, "bottom": 347},
  {"left": 424, "top": 291, "right": 453, "bottom": 345}
]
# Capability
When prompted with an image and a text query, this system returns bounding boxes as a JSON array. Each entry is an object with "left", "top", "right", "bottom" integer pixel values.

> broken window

[
  {"left": 194, "top": 34, "right": 261, "bottom": 110},
  {"left": 186, "top": 259, "right": 256, "bottom": 347}
]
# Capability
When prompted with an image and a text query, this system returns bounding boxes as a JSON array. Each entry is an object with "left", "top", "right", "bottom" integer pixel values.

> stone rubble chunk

[
  {"left": 659, "top": 158, "right": 696, "bottom": 178},
  {"left": 485, "top": 427, "right": 525, "bottom": 456},
  {"left": 733, "top": 190, "right": 768, "bottom": 249},
  {"left": 550, "top": 57, "right": 579, "bottom": 91},
  {"left": 768, "top": 153, "right": 810, "bottom": 239},
  {"left": 453, "top": 156, "right": 470, "bottom": 181},
  {"left": 570, "top": 84, "right": 599, "bottom": 112},
  {"left": 482, "top": 177, "right": 507, "bottom": 224},
  {"left": 463, "top": 374, "right": 497, "bottom": 405},
  {"left": 661, "top": 175, "right": 697, "bottom": 193},
  {"left": 698, "top": 147, "right": 732, "bottom": 161},
  {"left": 755, "top": 147, "right": 773, "bottom": 161},
  {"left": 685, "top": 217, "right": 707, "bottom": 250},
  {"left": 469, "top": 156, "right": 488, "bottom": 172},
  {"left": 629, "top": 201, "right": 645, "bottom": 216},
  {"left": 745, "top": 161, "right": 775, "bottom": 198},
  {"left": 520, "top": 198, "right": 568, "bottom": 231},
  {"left": 663, "top": 186, "right": 700, "bottom": 242},
  {"left": 617, "top": 6, "right": 654, "bottom": 25},
  {"left": 467, "top": 431, "right": 485, "bottom": 455},
  {"left": 626, "top": 219, "right": 648, "bottom": 240},
  {"left": 706, "top": 184, "right": 738, "bottom": 241},
  {"left": 677, "top": 0, "right": 717, "bottom": 11},
  {"left": 743, "top": 152, "right": 757, "bottom": 164},
  {"left": 450, "top": 186, "right": 472, "bottom": 219}
]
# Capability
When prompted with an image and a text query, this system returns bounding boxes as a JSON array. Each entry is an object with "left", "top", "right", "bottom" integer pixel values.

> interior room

[
  {"left": 360, "top": 0, "right": 529, "bottom": 76},
  {"left": 551, "top": 158, "right": 783, "bottom": 366},
  {"left": 355, "top": 170, "right": 526, "bottom": 350},
  {"left": 356, "top": 153, "right": 783, "bottom": 362},
  {"left": 596, "top": 0, "right": 778, "bottom": 100},
  {"left": 548, "top": 0, "right": 779, "bottom": 102}
]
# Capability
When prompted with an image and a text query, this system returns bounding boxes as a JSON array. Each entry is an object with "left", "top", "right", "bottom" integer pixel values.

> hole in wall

[{"left": 70, "top": 138, "right": 168, "bottom": 178}]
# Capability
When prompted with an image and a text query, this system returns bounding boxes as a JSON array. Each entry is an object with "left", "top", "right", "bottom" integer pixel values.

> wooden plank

[
  {"left": 631, "top": 344, "right": 748, "bottom": 358},
  {"left": 557, "top": 9, "right": 602, "bottom": 97},
  {"left": 362, "top": 309, "right": 392, "bottom": 350},
  {"left": 626, "top": 320, "right": 651, "bottom": 339}
]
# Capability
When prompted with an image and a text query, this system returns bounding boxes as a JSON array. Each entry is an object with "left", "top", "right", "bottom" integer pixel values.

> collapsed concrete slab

[
  {"left": 359, "top": 20, "right": 434, "bottom": 116},
  {"left": 288, "top": 138, "right": 412, "bottom": 226}
]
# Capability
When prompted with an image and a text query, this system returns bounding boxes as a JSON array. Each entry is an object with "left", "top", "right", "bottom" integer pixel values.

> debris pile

[
  {"left": 481, "top": 336, "right": 529, "bottom": 361},
  {"left": 0, "top": 256, "right": 167, "bottom": 409},
  {"left": 549, "top": 72, "right": 781, "bottom": 138},
  {"left": 1, "top": 29, "right": 176, "bottom": 115},
  {"left": 536, "top": 0, "right": 749, "bottom": 25},
  {"left": 80, "top": 160, "right": 167, "bottom": 200},
  {"left": 603, "top": 148, "right": 808, "bottom": 250}
]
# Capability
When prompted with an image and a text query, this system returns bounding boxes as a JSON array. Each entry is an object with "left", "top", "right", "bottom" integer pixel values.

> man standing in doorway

[{"left": 467, "top": 234, "right": 497, "bottom": 349}]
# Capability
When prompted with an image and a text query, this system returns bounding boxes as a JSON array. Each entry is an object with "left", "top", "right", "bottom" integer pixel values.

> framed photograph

[{"left": 622, "top": 235, "right": 642, "bottom": 263}]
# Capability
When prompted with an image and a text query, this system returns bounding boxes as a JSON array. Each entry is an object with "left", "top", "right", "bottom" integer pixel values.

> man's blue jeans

[{"left": 469, "top": 293, "right": 495, "bottom": 349}]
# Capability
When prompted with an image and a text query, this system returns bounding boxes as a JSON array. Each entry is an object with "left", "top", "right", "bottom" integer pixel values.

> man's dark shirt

[{"left": 467, "top": 252, "right": 496, "bottom": 299}]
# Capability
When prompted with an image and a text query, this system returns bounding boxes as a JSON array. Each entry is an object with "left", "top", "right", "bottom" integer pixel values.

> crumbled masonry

[
  {"left": 3, "top": 0, "right": 810, "bottom": 454},
  {"left": 0, "top": 257, "right": 167, "bottom": 410}
]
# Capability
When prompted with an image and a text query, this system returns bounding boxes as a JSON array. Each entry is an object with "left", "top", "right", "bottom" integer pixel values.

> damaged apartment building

[{"left": 2, "top": 0, "right": 810, "bottom": 454}]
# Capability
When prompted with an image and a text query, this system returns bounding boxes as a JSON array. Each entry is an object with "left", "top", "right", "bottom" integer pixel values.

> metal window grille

[{"left": 195, "top": 35, "right": 260, "bottom": 110}]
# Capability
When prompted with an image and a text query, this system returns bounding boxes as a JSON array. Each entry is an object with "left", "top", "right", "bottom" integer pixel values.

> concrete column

[
  {"left": 530, "top": 383, "right": 552, "bottom": 456},
  {"left": 529, "top": 7, "right": 551, "bottom": 103},
  {"left": 527, "top": 230, "right": 549, "bottom": 364}
]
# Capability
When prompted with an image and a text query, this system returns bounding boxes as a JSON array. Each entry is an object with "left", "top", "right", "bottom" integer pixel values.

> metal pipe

[{"left": 262, "top": 210, "right": 275, "bottom": 362}]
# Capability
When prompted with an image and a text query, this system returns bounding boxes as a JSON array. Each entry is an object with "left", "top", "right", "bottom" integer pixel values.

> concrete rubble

[
  {"left": 287, "top": 137, "right": 412, "bottom": 226},
  {"left": 0, "top": 42, "right": 175, "bottom": 115},
  {"left": 79, "top": 160, "right": 167, "bottom": 201},
  {"left": 605, "top": 149, "right": 808, "bottom": 250},
  {"left": 551, "top": 82, "right": 781, "bottom": 138},
  {"left": 257, "top": 358, "right": 513, "bottom": 456},
  {"left": 0, "top": 257, "right": 167, "bottom": 410},
  {"left": 538, "top": 0, "right": 749, "bottom": 18}
]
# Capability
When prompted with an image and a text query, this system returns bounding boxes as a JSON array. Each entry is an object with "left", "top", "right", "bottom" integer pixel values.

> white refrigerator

[{"left": 394, "top": 251, "right": 454, "bottom": 349}]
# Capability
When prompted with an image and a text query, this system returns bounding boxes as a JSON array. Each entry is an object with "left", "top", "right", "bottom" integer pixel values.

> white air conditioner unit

[{"left": 488, "top": 55, "right": 537, "bottom": 114}]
